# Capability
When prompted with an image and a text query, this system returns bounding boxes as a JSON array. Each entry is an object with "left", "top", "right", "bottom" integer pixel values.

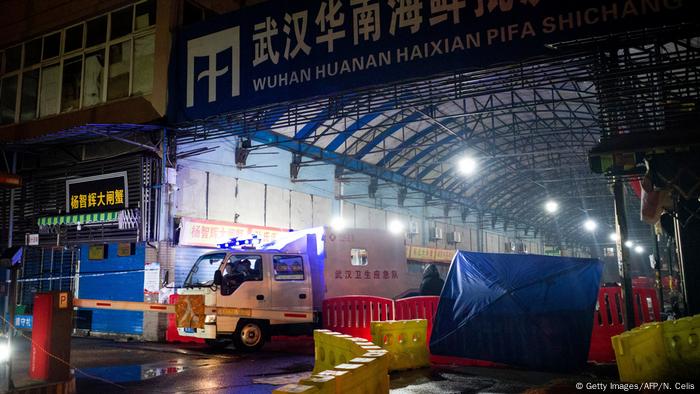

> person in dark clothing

[{"left": 420, "top": 264, "right": 445, "bottom": 296}]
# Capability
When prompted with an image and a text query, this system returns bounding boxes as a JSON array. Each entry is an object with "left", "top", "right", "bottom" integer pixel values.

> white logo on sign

[{"left": 186, "top": 27, "right": 240, "bottom": 108}]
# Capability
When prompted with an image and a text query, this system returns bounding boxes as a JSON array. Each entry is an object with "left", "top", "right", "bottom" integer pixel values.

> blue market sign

[{"left": 171, "top": 0, "right": 696, "bottom": 121}]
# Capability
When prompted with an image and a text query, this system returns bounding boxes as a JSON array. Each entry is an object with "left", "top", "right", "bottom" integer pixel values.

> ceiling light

[
  {"left": 609, "top": 232, "right": 618, "bottom": 242},
  {"left": 583, "top": 219, "right": 597, "bottom": 232},
  {"left": 457, "top": 156, "right": 478, "bottom": 175},
  {"left": 544, "top": 200, "right": 559, "bottom": 214},
  {"left": 388, "top": 220, "right": 405, "bottom": 235},
  {"left": 634, "top": 245, "right": 645, "bottom": 254},
  {"left": 625, "top": 240, "right": 634, "bottom": 248},
  {"left": 330, "top": 217, "right": 345, "bottom": 231}
]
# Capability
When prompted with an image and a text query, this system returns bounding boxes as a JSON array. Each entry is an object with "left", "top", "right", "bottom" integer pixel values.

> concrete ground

[{"left": 8, "top": 334, "right": 619, "bottom": 393}]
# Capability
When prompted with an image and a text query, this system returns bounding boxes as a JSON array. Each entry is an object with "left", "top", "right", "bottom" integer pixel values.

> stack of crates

[{"left": 612, "top": 314, "right": 699, "bottom": 382}]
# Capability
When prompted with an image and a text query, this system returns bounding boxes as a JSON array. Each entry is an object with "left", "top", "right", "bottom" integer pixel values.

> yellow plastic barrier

[
  {"left": 303, "top": 329, "right": 390, "bottom": 393},
  {"left": 272, "top": 383, "right": 320, "bottom": 393},
  {"left": 370, "top": 319, "right": 430, "bottom": 371},
  {"left": 612, "top": 323, "right": 672, "bottom": 382},
  {"left": 662, "top": 315, "right": 700, "bottom": 378},
  {"left": 298, "top": 374, "right": 337, "bottom": 393},
  {"left": 312, "top": 330, "right": 367, "bottom": 374},
  {"left": 613, "top": 315, "right": 700, "bottom": 382}
]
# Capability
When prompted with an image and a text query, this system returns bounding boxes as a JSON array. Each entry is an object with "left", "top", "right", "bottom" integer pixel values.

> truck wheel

[
  {"left": 233, "top": 321, "right": 266, "bottom": 352},
  {"left": 205, "top": 338, "right": 232, "bottom": 350}
]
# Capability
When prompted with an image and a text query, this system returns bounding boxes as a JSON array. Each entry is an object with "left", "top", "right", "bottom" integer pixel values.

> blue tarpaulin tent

[{"left": 429, "top": 251, "right": 603, "bottom": 371}]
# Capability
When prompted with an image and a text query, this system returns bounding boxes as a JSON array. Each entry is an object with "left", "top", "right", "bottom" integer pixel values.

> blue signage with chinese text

[
  {"left": 15, "top": 315, "right": 33, "bottom": 329},
  {"left": 170, "top": 0, "right": 696, "bottom": 122}
]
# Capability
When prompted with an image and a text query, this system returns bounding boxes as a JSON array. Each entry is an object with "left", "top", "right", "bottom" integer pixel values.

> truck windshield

[{"left": 184, "top": 253, "right": 226, "bottom": 287}]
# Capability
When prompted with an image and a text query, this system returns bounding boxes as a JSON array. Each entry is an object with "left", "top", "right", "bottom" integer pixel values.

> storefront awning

[{"left": 37, "top": 211, "right": 119, "bottom": 226}]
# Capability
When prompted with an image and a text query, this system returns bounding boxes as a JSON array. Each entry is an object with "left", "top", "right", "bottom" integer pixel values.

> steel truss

[{"left": 176, "top": 26, "right": 700, "bottom": 249}]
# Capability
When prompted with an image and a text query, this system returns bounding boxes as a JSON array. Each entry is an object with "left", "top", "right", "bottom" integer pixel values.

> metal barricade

[{"left": 322, "top": 296, "right": 394, "bottom": 340}]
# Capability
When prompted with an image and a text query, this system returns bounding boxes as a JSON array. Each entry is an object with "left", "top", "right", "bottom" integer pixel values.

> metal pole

[
  {"left": 652, "top": 227, "right": 664, "bottom": 311},
  {"left": 476, "top": 212, "right": 484, "bottom": 252},
  {"left": 672, "top": 201, "right": 689, "bottom": 316},
  {"left": 3, "top": 152, "right": 16, "bottom": 392},
  {"left": 613, "top": 178, "right": 636, "bottom": 331}
]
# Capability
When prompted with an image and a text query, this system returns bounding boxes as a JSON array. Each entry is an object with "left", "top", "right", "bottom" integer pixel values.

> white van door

[
  {"left": 269, "top": 254, "right": 313, "bottom": 314},
  {"left": 216, "top": 253, "right": 270, "bottom": 333}
]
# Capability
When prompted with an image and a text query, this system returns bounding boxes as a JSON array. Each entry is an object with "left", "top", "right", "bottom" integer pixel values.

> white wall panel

[
  {"left": 290, "top": 191, "right": 312, "bottom": 230},
  {"left": 232, "top": 179, "right": 265, "bottom": 226},
  {"left": 207, "top": 173, "right": 236, "bottom": 222},
  {"left": 472, "top": 228, "right": 480, "bottom": 251},
  {"left": 266, "top": 185, "right": 290, "bottom": 228},
  {"left": 368, "top": 208, "right": 386, "bottom": 230},
  {"left": 486, "top": 233, "right": 499, "bottom": 253},
  {"left": 432, "top": 222, "right": 447, "bottom": 249},
  {"left": 312, "top": 196, "right": 332, "bottom": 227},
  {"left": 342, "top": 202, "right": 355, "bottom": 227},
  {"left": 176, "top": 167, "right": 206, "bottom": 219},
  {"left": 354, "top": 204, "right": 370, "bottom": 228}
]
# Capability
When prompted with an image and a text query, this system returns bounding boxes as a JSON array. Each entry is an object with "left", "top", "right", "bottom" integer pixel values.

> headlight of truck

[{"left": 204, "top": 315, "right": 216, "bottom": 324}]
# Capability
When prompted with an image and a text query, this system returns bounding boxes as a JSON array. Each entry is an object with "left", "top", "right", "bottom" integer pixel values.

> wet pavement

[{"left": 8, "top": 334, "right": 618, "bottom": 393}]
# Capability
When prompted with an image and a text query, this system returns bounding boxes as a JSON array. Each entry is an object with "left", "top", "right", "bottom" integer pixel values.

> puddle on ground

[{"left": 76, "top": 358, "right": 204, "bottom": 383}]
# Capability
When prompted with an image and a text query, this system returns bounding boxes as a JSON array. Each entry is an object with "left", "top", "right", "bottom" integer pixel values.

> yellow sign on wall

[
  {"left": 88, "top": 244, "right": 107, "bottom": 260},
  {"left": 117, "top": 243, "right": 133, "bottom": 256},
  {"left": 59, "top": 292, "right": 69, "bottom": 309},
  {"left": 406, "top": 246, "right": 455, "bottom": 263}
]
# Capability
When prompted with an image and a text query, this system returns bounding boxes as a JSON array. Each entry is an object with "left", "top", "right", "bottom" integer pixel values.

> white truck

[{"left": 177, "top": 227, "right": 411, "bottom": 351}]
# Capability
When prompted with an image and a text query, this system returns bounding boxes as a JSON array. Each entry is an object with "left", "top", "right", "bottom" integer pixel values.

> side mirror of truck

[{"left": 213, "top": 270, "right": 223, "bottom": 286}]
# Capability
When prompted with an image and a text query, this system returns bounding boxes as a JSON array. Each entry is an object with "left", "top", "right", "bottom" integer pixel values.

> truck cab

[
  {"left": 176, "top": 227, "right": 410, "bottom": 351},
  {"left": 179, "top": 249, "right": 314, "bottom": 351}
]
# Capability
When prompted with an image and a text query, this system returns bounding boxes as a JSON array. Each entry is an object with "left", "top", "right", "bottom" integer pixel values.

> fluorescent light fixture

[
  {"left": 330, "top": 217, "right": 346, "bottom": 231},
  {"left": 544, "top": 200, "right": 559, "bottom": 214},
  {"left": 457, "top": 156, "right": 478, "bottom": 175},
  {"left": 388, "top": 220, "right": 405, "bottom": 235},
  {"left": 583, "top": 219, "right": 597, "bottom": 232}
]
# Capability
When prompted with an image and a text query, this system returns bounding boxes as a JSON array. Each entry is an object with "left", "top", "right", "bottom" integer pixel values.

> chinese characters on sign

[
  {"left": 334, "top": 269, "right": 400, "bottom": 280},
  {"left": 69, "top": 189, "right": 124, "bottom": 210},
  {"left": 178, "top": 0, "right": 693, "bottom": 121},
  {"left": 405, "top": 245, "right": 455, "bottom": 262},
  {"left": 250, "top": 0, "right": 541, "bottom": 65},
  {"left": 66, "top": 172, "right": 128, "bottom": 213},
  {"left": 179, "top": 217, "right": 288, "bottom": 247}
]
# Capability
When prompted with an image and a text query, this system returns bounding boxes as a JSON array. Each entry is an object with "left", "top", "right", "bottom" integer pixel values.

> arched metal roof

[{"left": 176, "top": 27, "right": 700, "bottom": 248}]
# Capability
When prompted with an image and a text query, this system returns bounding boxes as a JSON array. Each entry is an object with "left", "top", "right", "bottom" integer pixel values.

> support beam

[{"left": 613, "top": 178, "right": 636, "bottom": 330}]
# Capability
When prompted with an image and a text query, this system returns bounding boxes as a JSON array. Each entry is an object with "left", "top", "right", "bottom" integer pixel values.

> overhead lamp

[
  {"left": 0, "top": 340, "right": 10, "bottom": 363},
  {"left": 330, "top": 217, "right": 346, "bottom": 231},
  {"left": 388, "top": 220, "right": 405, "bottom": 235},
  {"left": 457, "top": 156, "right": 478, "bottom": 176},
  {"left": 634, "top": 245, "right": 645, "bottom": 254},
  {"left": 544, "top": 200, "right": 559, "bottom": 214},
  {"left": 624, "top": 240, "right": 634, "bottom": 248},
  {"left": 583, "top": 219, "right": 597, "bottom": 232},
  {"left": 609, "top": 232, "right": 618, "bottom": 242}
]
